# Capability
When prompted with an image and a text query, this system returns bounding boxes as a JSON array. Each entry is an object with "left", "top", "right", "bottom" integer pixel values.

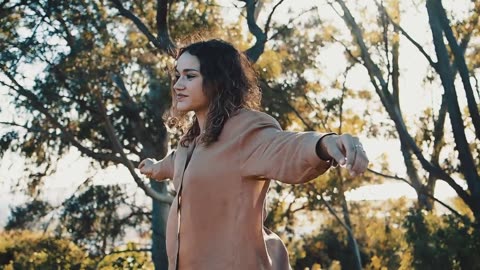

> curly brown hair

[{"left": 165, "top": 39, "right": 261, "bottom": 147}]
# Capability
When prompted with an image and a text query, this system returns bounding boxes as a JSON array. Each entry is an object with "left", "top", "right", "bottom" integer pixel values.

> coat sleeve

[
  {"left": 239, "top": 111, "right": 332, "bottom": 184},
  {"left": 152, "top": 150, "right": 176, "bottom": 181}
]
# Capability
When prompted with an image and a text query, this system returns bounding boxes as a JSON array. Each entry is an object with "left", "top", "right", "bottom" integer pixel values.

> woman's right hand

[{"left": 138, "top": 158, "right": 156, "bottom": 179}]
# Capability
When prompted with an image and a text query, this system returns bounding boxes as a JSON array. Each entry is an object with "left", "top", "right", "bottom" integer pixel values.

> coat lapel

[
  {"left": 173, "top": 141, "right": 196, "bottom": 192},
  {"left": 172, "top": 146, "right": 187, "bottom": 191},
  {"left": 172, "top": 141, "right": 196, "bottom": 270}
]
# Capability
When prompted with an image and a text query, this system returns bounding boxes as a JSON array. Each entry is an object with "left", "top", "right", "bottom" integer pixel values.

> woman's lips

[{"left": 176, "top": 94, "right": 188, "bottom": 101}]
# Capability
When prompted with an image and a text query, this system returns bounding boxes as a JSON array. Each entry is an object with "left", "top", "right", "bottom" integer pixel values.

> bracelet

[{"left": 315, "top": 132, "right": 338, "bottom": 167}]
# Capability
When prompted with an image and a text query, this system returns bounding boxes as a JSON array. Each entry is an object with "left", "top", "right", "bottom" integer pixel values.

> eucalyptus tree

[
  {"left": 0, "top": 0, "right": 301, "bottom": 268},
  {"left": 318, "top": 0, "right": 480, "bottom": 223}
]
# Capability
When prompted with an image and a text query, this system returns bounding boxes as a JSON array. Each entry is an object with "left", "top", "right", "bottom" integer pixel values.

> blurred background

[{"left": 0, "top": 0, "right": 479, "bottom": 269}]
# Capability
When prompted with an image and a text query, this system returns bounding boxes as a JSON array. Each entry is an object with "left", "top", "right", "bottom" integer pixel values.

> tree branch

[
  {"left": 9, "top": 9, "right": 48, "bottom": 69},
  {"left": 241, "top": 0, "right": 267, "bottom": 62},
  {"left": 301, "top": 93, "right": 331, "bottom": 132},
  {"left": 0, "top": 0, "right": 30, "bottom": 18},
  {"left": 338, "top": 64, "right": 355, "bottom": 133},
  {"left": 264, "top": 0, "right": 285, "bottom": 35},
  {"left": 332, "top": 0, "right": 391, "bottom": 103},
  {"left": 330, "top": 36, "right": 363, "bottom": 65},
  {"left": 375, "top": 0, "right": 438, "bottom": 70},
  {"left": 42, "top": 176, "right": 95, "bottom": 234},
  {"left": 0, "top": 121, "right": 43, "bottom": 134},
  {"left": 319, "top": 194, "right": 362, "bottom": 270},
  {"left": 259, "top": 79, "right": 315, "bottom": 131},
  {"left": 156, "top": 0, "right": 176, "bottom": 55},
  {"left": 120, "top": 210, "right": 152, "bottom": 223},
  {"left": 367, "top": 168, "right": 468, "bottom": 221},
  {"left": 110, "top": 0, "right": 175, "bottom": 55},
  {"left": 268, "top": 7, "right": 318, "bottom": 41},
  {"left": 332, "top": 0, "right": 475, "bottom": 213},
  {"left": 473, "top": 73, "right": 480, "bottom": 100},
  {"left": 426, "top": 0, "right": 480, "bottom": 208},
  {"left": 93, "top": 87, "right": 174, "bottom": 204},
  {"left": 111, "top": 74, "right": 159, "bottom": 157},
  {"left": 435, "top": 0, "right": 480, "bottom": 140},
  {"left": 428, "top": 92, "right": 447, "bottom": 186},
  {"left": 1, "top": 70, "right": 125, "bottom": 165},
  {"left": 56, "top": 13, "right": 76, "bottom": 49}
]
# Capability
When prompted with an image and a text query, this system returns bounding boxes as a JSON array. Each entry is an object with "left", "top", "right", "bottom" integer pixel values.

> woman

[{"left": 138, "top": 39, "right": 369, "bottom": 270}]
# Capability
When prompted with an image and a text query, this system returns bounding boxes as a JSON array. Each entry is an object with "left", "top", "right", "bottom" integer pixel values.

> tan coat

[{"left": 154, "top": 109, "right": 332, "bottom": 270}]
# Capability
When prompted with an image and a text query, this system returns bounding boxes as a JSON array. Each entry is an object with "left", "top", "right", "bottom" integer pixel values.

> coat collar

[{"left": 175, "top": 140, "right": 197, "bottom": 192}]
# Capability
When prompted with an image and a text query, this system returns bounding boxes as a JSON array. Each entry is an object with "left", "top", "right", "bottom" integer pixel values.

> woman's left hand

[{"left": 318, "top": 134, "right": 369, "bottom": 177}]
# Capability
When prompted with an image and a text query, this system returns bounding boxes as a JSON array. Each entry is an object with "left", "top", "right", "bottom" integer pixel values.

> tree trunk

[
  {"left": 435, "top": 0, "right": 480, "bottom": 140},
  {"left": 335, "top": 0, "right": 478, "bottom": 219},
  {"left": 151, "top": 180, "right": 171, "bottom": 269},
  {"left": 389, "top": 6, "right": 432, "bottom": 209},
  {"left": 339, "top": 184, "right": 362, "bottom": 270},
  {"left": 340, "top": 198, "right": 362, "bottom": 270},
  {"left": 426, "top": 0, "right": 480, "bottom": 222},
  {"left": 427, "top": 93, "right": 447, "bottom": 207},
  {"left": 335, "top": 168, "right": 362, "bottom": 269}
]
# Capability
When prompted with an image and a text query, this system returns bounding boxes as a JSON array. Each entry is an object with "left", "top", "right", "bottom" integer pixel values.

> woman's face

[{"left": 173, "top": 52, "right": 209, "bottom": 115}]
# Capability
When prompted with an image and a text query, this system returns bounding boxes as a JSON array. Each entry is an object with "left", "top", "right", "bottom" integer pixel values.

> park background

[{"left": 0, "top": 0, "right": 479, "bottom": 269}]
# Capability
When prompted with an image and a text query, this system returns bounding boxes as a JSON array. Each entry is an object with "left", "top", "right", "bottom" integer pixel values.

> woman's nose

[{"left": 174, "top": 78, "right": 185, "bottom": 90}]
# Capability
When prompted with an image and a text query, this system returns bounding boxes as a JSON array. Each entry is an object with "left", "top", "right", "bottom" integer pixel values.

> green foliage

[
  {"left": 0, "top": 131, "right": 18, "bottom": 158},
  {"left": 96, "top": 243, "right": 153, "bottom": 270},
  {"left": 3, "top": 184, "right": 151, "bottom": 258},
  {"left": 287, "top": 198, "right": 480, "bottom": 269},
  {"left": 403, "top": 208, "right": 480, "bottom": 270},
  {"left": 1, "top": 1, "right": 236, "bottom": 268},
  {"left": 0, "top": 231, "right": 153, "bottom": 270},
  {"left": 288, "top": 199, "right": 409, "bottom": 269},
  {"left": 5, "top": 199, "right": 52, "bottom": 230},
  {"left": 0, "top": 230, "right": 93, "bottom": 270},
  {"left": 2, "top": 0, "right": 480, "bottom": 268},
  {"left": 58, "top": 185, "right": 149, "bottom": 256},
  {"left": 293, "top": 226, "right": 366, "bottom": 270}
]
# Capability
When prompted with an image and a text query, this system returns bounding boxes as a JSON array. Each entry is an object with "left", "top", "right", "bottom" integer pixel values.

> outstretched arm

[
  {"left": 240, "top": 111, "right": 368, "bottom": 184},
  {"left": 138, "top": 151, "right": 176, "bottom": 181}
]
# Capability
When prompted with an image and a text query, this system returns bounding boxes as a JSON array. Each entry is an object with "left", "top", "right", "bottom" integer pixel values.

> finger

[
  {"left": 138, "top": 160, "right": 146, "bottom": 169},
  {"left": 354, "top": 151, "right": 369, "bottom": 174},
  {"left": 351, "top": 141, "right": 369, "bottom": 175},
  {"left": 340, "top": 135, "right": 356, "bottom": 170},
  {"left": 146, "top": 166, "right": 154, "bottom": 178},
  {"left": 346, "top": 141, "right": 361, "bottom": 177},
  {"left": 328, "top": 144, "right": 347, "bottom": 166},
  {"left": 350, "top": 148, "right": 360, "bottom": 177},
  {"left": 140, "top": 166, "right": 153, "bottom": 175}
]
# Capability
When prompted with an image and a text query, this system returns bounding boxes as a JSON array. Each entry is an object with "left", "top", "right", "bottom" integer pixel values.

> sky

[{"left": 0, "top": 0, "right": 471, "bottom": 226}]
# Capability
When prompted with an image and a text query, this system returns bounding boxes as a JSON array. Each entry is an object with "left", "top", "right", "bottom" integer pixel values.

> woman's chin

[{"left": 176, "top": 106, "right": 191, "bottom": 112}]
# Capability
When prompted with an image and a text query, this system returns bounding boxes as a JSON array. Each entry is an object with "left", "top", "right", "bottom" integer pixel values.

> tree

[
  {"left": 280, "top": 197, "right": 413, "bottom": 269},
  {"left": 0, "top": 230, "right": 93, "bottom": 269},
  {"left": 96, "top": 242, "right": 153, "bottom": 269},
  {"left": 0, "top": 230, "right": 154, "bottom": 269},
  {"left": 0, "top": 0, "right": 297, "bottom": 268},
  {"left": 58, "top": 184, "right": 151, "bottom": 257},
  {"left": 5, "top": 199, "right": 52, "bottom": 230},
  {"left": 9, "top": 0, "right": 476, "bottom": 268},
  {"left": 320, "top": 0, "right": 480, "bottom": 223},
  {"left": 403, "top": 209, "right": 480, "bottom": 269},
  {"left": 5, "top": 184, "right": 152, "bottom": 258}
]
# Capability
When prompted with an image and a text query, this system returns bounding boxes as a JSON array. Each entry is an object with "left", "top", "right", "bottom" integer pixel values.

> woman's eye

[{"left": 186, "top": 74, "right": 195, "bottom": 80}]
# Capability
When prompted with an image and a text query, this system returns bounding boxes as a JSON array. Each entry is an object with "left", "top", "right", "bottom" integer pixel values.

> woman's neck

[{"left": 195, "top": 110, "right": 207, "bottom": 134}]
